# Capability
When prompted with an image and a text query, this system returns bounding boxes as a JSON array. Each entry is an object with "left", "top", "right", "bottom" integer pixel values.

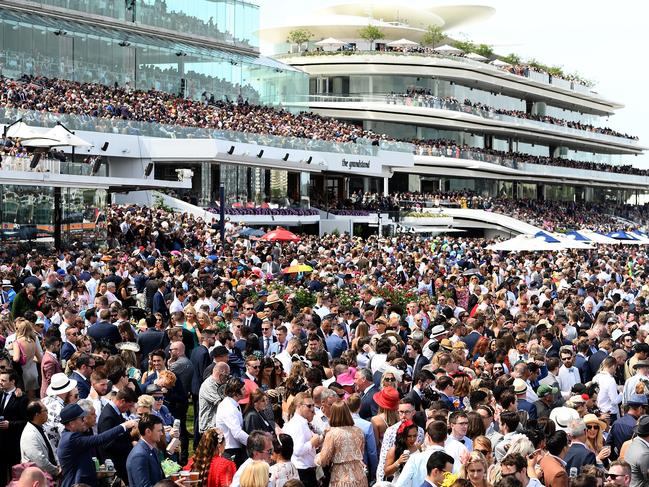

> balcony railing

[
  {"left": 300, "top": 94, "right": 639, "bottom": 146},
  {"left": 278, "top": 50, "right": 594, "bottom": 94},
  {"left": 0, "top": 107, "right": 414, "bottom": 157},
  {"left": 0, "top": 155, "right": 94, "bottom": 175}
]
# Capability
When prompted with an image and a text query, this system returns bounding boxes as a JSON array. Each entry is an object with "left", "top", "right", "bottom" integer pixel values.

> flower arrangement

[{"left": 441, "top": 472, "right": 459, "bottom": 487}]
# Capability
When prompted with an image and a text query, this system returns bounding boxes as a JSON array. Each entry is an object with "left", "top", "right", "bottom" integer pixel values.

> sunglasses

[
  {"left": 249, "top": 365, "right": 260, "bottom": 369},
  {"left": 606, "top": 474, "right": 623, "bottom": 479},
  {"left": 384, "top": 377, "right": 396, "bottom": 382},
  {"left": 302, "top": 403, "right": 314, "bottom": 409},
  {"left": 586, "top": 425, "right": 600, "bottom": 430},
  {"left": 153, "top": 396, "right": 164, "bottom": 401},
  {"left": 476, "top": 449, "right": 490, "bottom": 456}
]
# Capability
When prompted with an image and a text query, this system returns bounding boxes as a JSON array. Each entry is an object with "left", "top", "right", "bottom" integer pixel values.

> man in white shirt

[
  {"left": 396, "top": 420, "right": 461, "bottom": 487},
  {"left": 230, "top": 431, "right": 274, "bottom": 487},
  {"left": 281, "top": 391, "right": 322, "bottom": 485},
  {"left": 169, "top": 288, "right": 186, "bottom": 314},
  {"left": 214, "top": 378, "right": 248, "bottom": 467},
  {"left": 558, "top": 349, "right": 581, "bottom": 395},
  {"left": 276, "top": 337, "right": 301, "bottom": 374}
]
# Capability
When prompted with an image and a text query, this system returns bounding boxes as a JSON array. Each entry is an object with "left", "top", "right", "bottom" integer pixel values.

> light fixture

[
  {"left": 257, "top": 150, "right": 264, "bottom": 158},
  {"left": 306, "top": 156, "right": 312, "bottom": 164},
  {"left": 144, "top": 162, "right": 154, "bottom": 177},
  {"left": 91, "top": 156, "right": 102, "bottom": 175},
  {"left": 227, "top": 146, "right": 235, "bottom": 155},
  {"left": 30, "top": 153, "right": 42, "bottom": 169},
  {"left": 282, "top": 153, "right": 289, "bottom": 161},
  {"left": 101, "top": 142, "right": 109, "bottom": 151}
]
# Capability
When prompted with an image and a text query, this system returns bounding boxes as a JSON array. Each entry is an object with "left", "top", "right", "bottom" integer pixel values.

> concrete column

[
  {"left": 383, "top": 176, "right": 389, "bottom": 196},
  {"left": 200, "top": 161, "right": 212, "bottom": 207}
]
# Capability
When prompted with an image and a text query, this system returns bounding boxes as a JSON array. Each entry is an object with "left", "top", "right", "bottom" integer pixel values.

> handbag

[{"left": 15, "top": 340, "right": 27, "bottom": 366}]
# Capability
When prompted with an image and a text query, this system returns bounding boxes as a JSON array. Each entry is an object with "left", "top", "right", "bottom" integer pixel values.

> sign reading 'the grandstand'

[
  {"left": 325, "top": 154, "right": 383, "bottom": 175},
  {"left": 341, "top": 158, "right": 371, "bottom": 170}
]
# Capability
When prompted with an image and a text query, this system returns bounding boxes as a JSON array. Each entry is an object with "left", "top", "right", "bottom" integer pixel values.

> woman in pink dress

[{"left": 316, "top": 401, "right": 368, "bottom": 487}]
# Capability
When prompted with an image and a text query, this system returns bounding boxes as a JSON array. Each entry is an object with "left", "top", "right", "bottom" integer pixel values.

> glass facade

[
  {"left": 0, "top": 9, "right": 304, "bottom": 105},
  {"left": 0, "top": 185, "right": 106, "bottom": 247},
  {"left": 35, "top": 0, "right": 259, "bottom": 49},
  {"left": 220, "top": 163, "right": 297, "bottom": 206}
]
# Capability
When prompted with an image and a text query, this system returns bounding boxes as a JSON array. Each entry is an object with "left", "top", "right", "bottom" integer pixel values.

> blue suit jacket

[
  {"left": 57, "top": 424, "right": 126, "bottom": 487},
  {"left": 575, "top": 354, "right": 591, "bottom": 383},
  {"left": 359, "top": 384, "right": 379, "bottom": 420},
  {"left": 325, "top": 333, "right": 348, "bottom": 359},
  {"left": 517, "top": 398, "right": 538, "bottom": 421},
  {"left": 190, "top": 345, "right": 211, "bottom": 395},
  {"left": 564, "top": 442, "right": 597, "bottom": 475},
  {"left": 60, "top": 342, "right": 76, "bottom": 361},
  {"left": 353, "top": 414, "right": 378, "bottom": 479},
  {"left": 126, "top": 439, "right": 165, "bottom": 487},
  {"left": 87, "top": 321, "right": 122, "bottom": 353},
  {"left": 69, "top": 371, "right": 91, "bottom": 399},
  {"left": 152, "top": 291, "right": 169, "bottom": 321}
]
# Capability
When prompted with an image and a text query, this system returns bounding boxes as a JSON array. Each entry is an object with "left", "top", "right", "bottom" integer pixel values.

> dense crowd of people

[
  {"left": 387, "top": 90, "right": 637, "bottom": 140},
  {"left": 415, "top": 139, "right": 649, "bottom": 177},
  {"left": 0, "top": 74, "right": 642, "bottom": 178},
  {"left": 2, "top": 204, "right": 649, "bottom": 487}
]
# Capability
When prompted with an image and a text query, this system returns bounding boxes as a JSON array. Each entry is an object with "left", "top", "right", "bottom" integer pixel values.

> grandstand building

[
  {"left": 0, "top": 0, "right": 646, "bottom": 247},
  {"left": 261, "top": 1, "right": 648, "bottom": 217}
]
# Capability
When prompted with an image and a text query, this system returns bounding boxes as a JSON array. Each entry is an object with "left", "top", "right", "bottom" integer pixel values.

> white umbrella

[
  {"left": 21, "top": 137, "right": 68, "bottom": 148},
  {"left": 434, "top": 44, "right": 462, "bottom": 54},
  {"left": 44, "top": 124, "right": 92, "bottom": 148},
  {"left": 487, "top": 234, "right": 567, "bottom": 252},
  {"left": 466, "top": 52, "right": 488, "bottom": 61},
  {"left": 491, "top": 59, "right": 512, "bottom": 68},
  {"left": 577, "top": 229, "right": 619, "bottom": 244},
  {"left": 387, "top": 38, "right": 419, "bottom": 47},
  {"left": 4, "top": 121, "right": 41, "bottom": 140},
  {"left": 315, "top": 37, "right": 345, "bottom": 46}
]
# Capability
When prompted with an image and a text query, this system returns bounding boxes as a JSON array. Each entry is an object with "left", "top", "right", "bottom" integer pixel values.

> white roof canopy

[
  {"left": 434, "top": 44, "right": 462, "bottom": 54},
  {"left": 491, "top": 59, "right": 512, "bottom": 67},
  {"left": 466, "top": 52, "right": 488, "bottom": 61},
  {"left": 387, "top": 38, "right": 419, "bottom": 47},
  {"left": 45, "top": 124, "right": 93, "bottom": 147},
  {"left": 487, "top": 234, "right": 568, "bottom": 252},
  {"left": 315, "top": 37, "right": 346, "bottom": 46}
]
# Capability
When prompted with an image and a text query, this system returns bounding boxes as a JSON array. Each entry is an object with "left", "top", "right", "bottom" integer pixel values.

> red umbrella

[{"left": 259, "top": 228, "right": 301, "bottom": 242}]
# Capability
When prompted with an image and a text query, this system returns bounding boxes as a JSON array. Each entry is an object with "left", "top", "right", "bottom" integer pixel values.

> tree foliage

[
  {"left": 287, "top": 29, "right": 312, "bottom": 52},
  {"left": 421, "top": 25, "right": 444, "bottom": 48},
  {"left": 358, "top": 25, "right": 385, "bottom": 49},
  {"left": 475, "top": 43, "right": 493, "bottom": 58}
]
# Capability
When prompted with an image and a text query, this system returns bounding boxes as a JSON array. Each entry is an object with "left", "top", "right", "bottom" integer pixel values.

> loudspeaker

[
  {"left": 306, "top": 156, "right": 312, "bottom": 164},
  {"left": 91, "top": 157, "right": 102, "bottom": 175},
  {"left": 282, "top": 153, "right": 289, "bottom": 161},
  {"left": 257, "top": 149, "right": 264, "bottom": 158},
  {"left": 101, "top": 142, "right": 109, "bottom": 151},
  {"left": 30, "top": 153, "right": 42, "bottom": 169},
  {"left": 227, "top": 146, "right": 235, "bottom": 155},
  {"left": 144, "top": 162, "right": 154, "bottom": 177}
]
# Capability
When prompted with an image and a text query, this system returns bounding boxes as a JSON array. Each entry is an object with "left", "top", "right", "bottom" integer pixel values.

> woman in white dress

[{"left": 269, "top": 434, "right": 299, "bottom": 487}]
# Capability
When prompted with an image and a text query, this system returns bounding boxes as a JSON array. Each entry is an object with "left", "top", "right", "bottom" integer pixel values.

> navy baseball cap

[{"left": 60, "top": 404, "right": 87, "bottom": 424}]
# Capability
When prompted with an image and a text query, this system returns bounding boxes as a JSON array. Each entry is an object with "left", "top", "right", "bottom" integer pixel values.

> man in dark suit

[
  {"left": 223, "top": 332, "right": 245, "bottom": 377},
  {"left": 461, "top": 320, "right": 484, "bottom": 356},
  {"left": 436, "top": 375, "right": 457, "bottom": 411},
  {"left": 126, "top": 415, "right": 165, "bottom": 487},
  {"left": 152, "top": 280, "right": 169, "bottom": 324},
  {"left": 0, "top": 369, "right": 28, "bottom": 485},
  {"left": 405, "top": 370, "right": 435, "bottom": 412},
  {"left": 421, "top": 451, "right": 455, "bottom": 487},
  {"left": 325, "top": 324, "right": 348, "bottom": 359},
  {"left": 137, "top": 315, "right": 168, "bottom": 370},
  {"left": 355, "top": 368, "right": 379, "bottom": 420},
  {"left": 564, "top": 419, "right": 597, "bottom": 475},
  {"left": 97, "top": 389, "right": 138, "bottom": 483},
  {"left": 190, "top": 329, "right": 216, "bottom": 446},
  {"left": 408, "top": 342, "right": 429, "bottom": 378},
  {"left": 67, "top": 353, "right": 95, "bottom": 399},
  {"left": 589, "top": 340, "right": 612, "bottom": 378},
  {"left": 240, "top": 299, "right": 262, "bottom": 335},
  {"left": 86, "top": 308, "right": 122, "bottom": 353},
  {"left": 60, "top": 326, "right": 79, "bottom": 362},
  {"left": 58, "top": 403, "right": 137, "bottom": 487}
]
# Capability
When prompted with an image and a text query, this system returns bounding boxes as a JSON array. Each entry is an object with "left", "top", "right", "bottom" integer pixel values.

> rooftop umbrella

[
  {"left": 4, "top": 121, "right": 42, "bottom": 140},
  {"left": 434, "top": 44, "right": 462, "bottom": 54},
  {"left": 564, "top": 230, "right": 590, "bottom": 241},
  {"left": 577, "top": 229, "right": 619, "bottom": 244},
  {"left": 315, "top": 37, "right": 345, "bottom": 49},
  {"left": 260, "top": 228, "right": 301, "bottom": 242},
  {"left": 466, "top": 52, "right": 488, "bottom": 61},
  {"left": 387, "top": 38, "right": 419, "bottom": 48},
  {"left": 282, "top": 264, "right": 313, "bottom": 274},
  {"left": 534, "top": 231, "right": 561, "bottom": 243},
  {"left": 491, "top": 59, "right": 512, "bottom": 68},
  {"left": 43, "top": 124, "right": 92, "bottom": 147},
  {"left": 240, "top": 228, "right": 265, "bottom": 237},
  {"left": 487, "top": 234, "right": 567, "bottom": 252}
]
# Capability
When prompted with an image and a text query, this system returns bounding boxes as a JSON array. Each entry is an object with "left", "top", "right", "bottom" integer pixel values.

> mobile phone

[{"left": 527, "top": 449, "right": 540, "bottom": 460}]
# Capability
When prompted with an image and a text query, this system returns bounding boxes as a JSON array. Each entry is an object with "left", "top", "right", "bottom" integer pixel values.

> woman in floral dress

[{"left": 316, "top": 401, "right": 368, "bottom": 487}]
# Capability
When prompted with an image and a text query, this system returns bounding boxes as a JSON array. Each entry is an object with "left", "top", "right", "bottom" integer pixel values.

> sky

[{"left": 256, "top": 0, "right": 649, "bottom": 167}]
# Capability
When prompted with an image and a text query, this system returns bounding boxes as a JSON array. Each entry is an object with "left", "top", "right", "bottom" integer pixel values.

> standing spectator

[
  {"left": 231, "top": 430, "right": 274, "bottom": 487},
  {"left": 125, "top": 414, "right": 166, "bottom": 487},
  {"left": 605, "top": 461, "right": 631, "bottom": 487},
  {"left": 240, "top": 461, "right": 270, "bottom": 487},
  {"left": 11, "top": 283, "right": 36, "bottom": 319},
  {"left": 68, "top": 353, "right": 94, "bottom": 399},
  {"left": 40, "top": 335, "right": 62, "bottom": 399},
  {"left": 421, "top": 451, "right": 455, "bottom": 487},
  {"left": 355, "top": 368, "right": 379, "bottom": 420},
  {"left": 347, "top": 393, "right": 378, "bottom": 482},
  {"left": 622, "top": 416, "right": 649, "bottom": 487},
  {"left": 282, "top": 392, "right": 322, "bottom": 485},
  {"left": 185, "top": 428, "right": 236, "bottom": 487},
  {"left": 0, "top": 369, "right": 28, "bottom": 485},
  {"left": 592, "top": 357, "right": 623, "bottom": 423},
  {"left": 60, "top": 327, "right": 79, "bottom": 362},
  {"left": 214, "top": 378, "right": 249, "bottom": 467},
  {"left": 199, "top": 362, "right": 230, "bottom": 434},
  {"left": 86, "top": 308, "right": 122, "bottom": 353},
  {"left": 316, "top": 401, "right": 368, "bottom": 487},
  {"left": 43, "top": 373, "right": 79, "bottom": 449},
  {"left": 152, "top": 280, "right": 170, "bottom": 324},
  {"left": 540, "top": 430, "right": 570, "bottom": 487},
  {"left": 270, "top": 434, "right": 300, "bottom": 487},
  {"left": 97, "top": 388, "right": 138, "bottom": 482},
  {"left": 20, "top": 400, "right": 60, "bottom": 478},
  {"left": 57, "top": 403, "right": 138, "bottom": 487},
  {"left": 244, "top": 390, "right": 274, "bottom": 434},
  {"left": 137, "top": 316, "right": 167, "bottom": 370},
  {"left": 12, "top": 320, "right": 42, "bottom": 399},
  {"left": 191, "top": 328, "right": 216, "bottom": 446},
  {"left": 500, "top": 453, "right": 543, "bottom": 487},
  {"left": 564, "top": 419, "right": 597, "bottom": 475}
]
